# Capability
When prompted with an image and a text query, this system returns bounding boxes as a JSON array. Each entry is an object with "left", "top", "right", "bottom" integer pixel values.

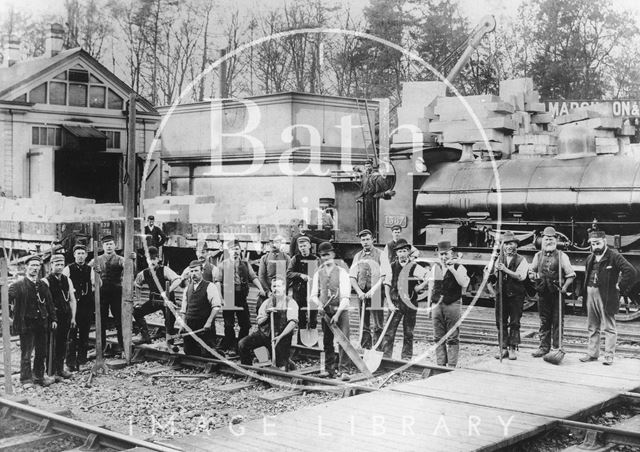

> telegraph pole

[
  {"left": 122, "top": 93, "right": 137, "bottom": 363},
  {"left": 1, "top": 258, "right": 12, "bottom": 394}
]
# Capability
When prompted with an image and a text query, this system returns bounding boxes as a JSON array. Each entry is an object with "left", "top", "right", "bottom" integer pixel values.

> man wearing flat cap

[
  {"left": 529, "top": 227, "right": 576, "bottom": 358},
  {"left": 144, "top": 215, "right": 167, "bottom": 250},
  {"left": 215, "top": 239, "right": 266, "bottom": 354},
  {"left": 487, "top": 231, "right": 529, "bottom": 360},
  {"left": 578, "top": 230, "right": 636, "bottom": 365},
  {"left": 178, "top": 259, "right": 222, "bottom": 357},
  {"left": 381, "top": 239, "right": 428, "bottom": 360},
  {"left": 357, "top": 159, "right": 393, "bottom": 234},
  {"left": 9, "top": 255, "right": 57, "bottom": 387},
  {"left": 63, "top": 244, "right": 95, "bottom": 370},
  {"left": 350, "top": 229, "right": 386, "bottom": 349},
  {"left": 258, "top": 234, "right": 290, "bottom": 313},
  {"left": 309, "top": 241, "right": 353, "bottom": 380},
  {"left": 286, "top": 235, "right": 319, "bottom": 344},
  {"left": 428, "top": 240, "right": 470, "bottom": 367},
  {"left": 90, "top": 235, "right": 125, "bottom": 354},
  {"left": 133, "top": 246, "right": 182, "bottom": 345},
  {"left": 45, "top": 254, "right": 76, "bottom": 379}
]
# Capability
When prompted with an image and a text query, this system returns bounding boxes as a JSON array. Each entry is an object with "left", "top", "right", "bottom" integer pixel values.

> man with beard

[
  {"left": 286, "top": 236, "right": 319, "bottom": 345},
  {"left": 350, "top": 229, "right": 386, "bottom": 349},
  {"left": 63, "top": 244, "right": 94, "bottom": 370},
  {"left": 215, "top": 240, "right": 266, "bottom": 354},
  {"left": 309, "top": 242, "right": 353, "bottom": 380},
  {"left": 90, "top": 235, "right": 125, "bottom": 354},
  {"left": 578, "top": 230, "right": 636, "bottom": 365},
  {"left": 428, "top": 241, "right": 470, "bottom": 367},
  {"left": 178, "top": 260, "right": 222, "bottom": 357},
  {"left": 239, "top": 277, "right": 299, "bottom": 369},
  {"left": 529, "top": 227, "right": 576, "bottom": 358},
  {"left": 9, "top": 256, "right": 57, "bottom": 387},
  {"left": 133, "top": 246, "right": 181, "bottom": 345},
  {"left": 258, "top": 234, "right": 290, "bottom": 313},
  {"left": 381, "top": 239, "right": 428, "bottom": 360},
  {"left": 488, "top": 232, "right": 529, "bottom": 360}
]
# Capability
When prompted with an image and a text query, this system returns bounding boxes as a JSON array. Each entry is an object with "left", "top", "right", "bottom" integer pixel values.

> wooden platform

[{"left": 164, "top": 353, "right": 640, "bottom": 451}]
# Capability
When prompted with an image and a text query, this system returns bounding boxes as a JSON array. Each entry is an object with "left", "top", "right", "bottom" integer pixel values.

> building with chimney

[{"left": 0, "top": 24, "right": 160, "bottom": 202}]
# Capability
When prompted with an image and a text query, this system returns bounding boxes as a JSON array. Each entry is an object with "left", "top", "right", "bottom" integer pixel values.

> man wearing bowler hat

[
  {"left": 382, "top": 225, "right": 420, "bottom": 270},
  {"left": 9, "top": 255, "right": 57, "bottom": 387},
  {"left": 578, "top": 230, "right": 636, "bottom": 365},
  {"left": 529, "top": 227, "right": 576, "bottom": 358},
  {"left": 90, "top": 235, "right": 125, "bottom": 354},
  {"left": 488, "top": 231, "right": 529, "bottom": 360},
  {"left": 309, "top": 241, "right": 353, "bottom": 380},
  {"left": 428, "top": 240, "right": 470, "bottom": 367}
]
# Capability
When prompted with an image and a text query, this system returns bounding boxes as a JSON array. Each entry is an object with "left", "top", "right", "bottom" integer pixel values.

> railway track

[{"left": 0, "top": 397, "right": 183, "bottom": 451}]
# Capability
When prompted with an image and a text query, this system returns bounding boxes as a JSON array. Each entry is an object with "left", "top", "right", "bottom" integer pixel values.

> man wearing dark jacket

[
  {"left": 9, "top": 255, "right": 57, "bottom": 387},
  {"left": 578, "top": 230, "right": 636, "bottom": 365},
  {"left": 286, "top": 236, "right": 319, "bottom": 344}
]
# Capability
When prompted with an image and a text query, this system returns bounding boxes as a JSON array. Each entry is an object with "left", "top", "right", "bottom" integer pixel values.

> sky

[{"left": 3, "top": 0, "right": 640, "bottom": 23}]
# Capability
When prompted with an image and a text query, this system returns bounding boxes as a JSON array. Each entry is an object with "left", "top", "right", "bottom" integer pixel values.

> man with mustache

[
  {"left": 529, "top": 227, "right": 576, "bottom": 358},
  {"left": 578, "top": 230, "right": 636, "bottom": 365},
  {"left": 488, "top": 232, "right": 529, "bottom": 360}
]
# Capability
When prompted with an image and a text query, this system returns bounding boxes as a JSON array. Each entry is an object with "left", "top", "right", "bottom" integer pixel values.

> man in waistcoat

[
  {"left": 180, "top": 242, "right": 217, "bottom": 283},
  {"left": 215, "top": 240, "right": 266, "bottom": 354},
  {"left": 350, "top": 229, "right": 386, "bottom": 349},
  {"left": 63, "top": 244, "right": 94, "bottom": 370},
  {"left": 309, "top": 242, "right": 353, "bottom": 380},
  {"left": 144, "top": 215, "right": 167, "bottom": 250},
  {"left": 239, "top": 277, "right": 299, "bottom": 369},
  {"left": 489, "top": 232, "right": 529, "bottom": 360},
  {"left": 428, "top": 240, "right": 470, "bottom": 367},
  {"left": 257, "top": 234, "right": 290, "bottom": 313},
  {"left": 133, "top": 246, "right": 182, "bottom": 344},
  {"left": 286, "top": 236, "right": 319, "bottom": 345},
  {"left": 9, "top": 255, "right": 57, "bottom": 387},
  {"left": 178, "top": 260, "right": 223, "bottom": 357},
  {"left": 90, "top": 235, "right": 125, "bottom": 354},
  {"left": 45, "top": 254, "right": 76, "bottom": 379},
  {"left": 529, "top": 227, "right": 576, "bottom": 358},
  {"left": 381, "top": 239, "right": 428, "bottom": 360},
  {"left": 381, "top": 225, "right": 420, "bottom": 271},
  {"left": 578, "top": 230, "right": 636, "bottom": 365}
]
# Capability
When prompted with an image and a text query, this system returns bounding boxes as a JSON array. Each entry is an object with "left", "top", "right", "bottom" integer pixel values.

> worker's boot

[
  {"left": 435, "top": 344, "right": 448, "bottom": 367},
  {"left": 447, "top": 344, "right": 459, "bottom": 368}
]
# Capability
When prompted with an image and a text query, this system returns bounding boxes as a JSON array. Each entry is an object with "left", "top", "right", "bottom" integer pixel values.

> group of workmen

[{"left": 9, "top": 220, "right": 636, "bottom": 387}]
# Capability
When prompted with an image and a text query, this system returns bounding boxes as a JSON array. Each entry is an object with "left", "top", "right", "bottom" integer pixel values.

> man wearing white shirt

[
  {"left": 179, "top": 260, "right": 222, "bottom": 357},
  {"left": 428, "top": 240, "right": 470, "bottom": 368}
]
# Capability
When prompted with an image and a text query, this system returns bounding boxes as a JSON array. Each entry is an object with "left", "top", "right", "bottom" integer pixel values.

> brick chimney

[{"left": 45, "top": 23, "right": 65, "bottom": 57}]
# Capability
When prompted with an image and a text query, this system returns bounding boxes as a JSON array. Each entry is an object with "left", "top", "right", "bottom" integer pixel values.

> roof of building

[{"left": 0, "top": 47, "right": 156, "bottom": 113}]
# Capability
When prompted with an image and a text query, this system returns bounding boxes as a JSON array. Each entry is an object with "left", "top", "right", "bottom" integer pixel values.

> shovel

[
  {"left": 356, "top": 296, "right": 366, "bottom": 352},
  {"left": 270, "top": 309, "right": 277, "bottom": 367},
  {"left": 544, "top": 259, "right": 566, "bottom": 365},
  {"left": 362, "top": 312, "right": 395, "bottom": 373}
]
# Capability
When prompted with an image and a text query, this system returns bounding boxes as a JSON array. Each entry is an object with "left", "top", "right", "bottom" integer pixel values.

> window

[
  {"left": 69, "top": 83, "right": 87, "bottom": 107},
  {"left": 49, "top": 82, "right": 67, "bottom": 105},
  {"left": 32, "top": 126, "right": 62, "bottom": 146},
  {"left": 68, "top": 69, "right": 89, "bottom": 83},
  {"left": 13, "top": 94, "right": 26, "bottom": 102},
  {"left": 89, "top": 86, "right": 105, "bottom": 108},
  {"left": 29, "top": 83, "right": 47, "bottom": 103},
  {"left": 104, "top": 130, "right": 121, "bottom": 149},
  {"left": 53, "top": 71, "right": 67, "bottom": 80},
  {"left": 107, "top": 89, "right": 123, "bottom": 110}
]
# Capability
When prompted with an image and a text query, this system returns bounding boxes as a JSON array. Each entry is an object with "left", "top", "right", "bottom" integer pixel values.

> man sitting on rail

[
  {"left": 257, "top": 234, "right": 290, "bottom": 313},
  {"left": 178, "top": 260, "right": 222, "bottom": 357},
  {"left": 578, "top": 230, "right": 636, "bottom": 365},
  {"left": 133, "top": 246, "right": 182, "bottom": 345},
  {"left": 529, "top": 227, "right": 576, "bottom": 359},
  {"left": 428, "top": 241, "right": 470, "bottom": 368},
  {"left": 238, "top": 277, "right": 299, "bottom": 370}
]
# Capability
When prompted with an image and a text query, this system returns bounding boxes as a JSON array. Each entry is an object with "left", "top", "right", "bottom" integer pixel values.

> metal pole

[
  {"left": 1, "top": 258, "right": 12, "bottom": 394},
  {"left": 122, "top": 93, "right": 137, "bottom": 363},
  {"left": 497, "top": 259, "right": 504, "bottom": 363},
  {"left": 92, "top": 239, "right": 106, "bottom": 376}
]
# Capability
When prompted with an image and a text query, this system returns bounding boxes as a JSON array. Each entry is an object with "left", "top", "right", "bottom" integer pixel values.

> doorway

[{"left": 54, "top": 150, "right": 121, "bottom": 202}]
